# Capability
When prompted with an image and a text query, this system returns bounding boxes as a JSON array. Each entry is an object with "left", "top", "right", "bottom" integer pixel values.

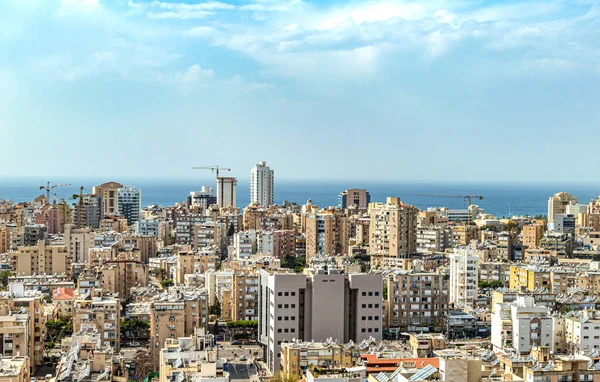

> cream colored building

[
  {"left": 548, "top": 192, "right": 578, "bottom": 223},
  {"left": 368, "top": 197, "right": 418, "bottom": 259},
  {"left": 522, "top": 223, "right": 544, "bottom": 249},
  {"left": 73, "top": 289, "right": 121, "bottom": 351},
  {"left": 305, "top": 210, "right": 348, "bottom": 262},
  {"left": 0, "top": 356, "right": 30, "bottom": 382},
  {"left": 232, "top": 270, "right": 259, "bottom": 321},
  {"left": 93, "top": 181, "right": 123, "bottom": 216},
  {"left": 11, "top": 240, "right": 70, "bottom": 277}
]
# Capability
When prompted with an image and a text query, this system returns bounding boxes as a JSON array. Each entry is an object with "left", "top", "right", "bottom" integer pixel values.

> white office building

[
  {"left": 448, "top": 248, "right": 480, "bottom": 310},
  {"left": 258, "top": 270, "right": 382, "bottom": 372},
  {"left": 117, "top": 185, "right": 142, "bottom": 225},
  {"left": 216, "top": 177, "right": 237, "bottom": 208},
  {"left": 250, "top": 161, "right": 274, "bottom": 206}
]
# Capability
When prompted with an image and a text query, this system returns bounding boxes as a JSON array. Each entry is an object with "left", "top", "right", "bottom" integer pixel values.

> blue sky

[{"left": 0, "top": 0, "right": 599, "bottom": 182}]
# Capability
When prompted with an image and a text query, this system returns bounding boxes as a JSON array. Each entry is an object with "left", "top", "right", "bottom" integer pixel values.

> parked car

[{"left": 231, "top": 340, "right": 242, "bottom": 345}]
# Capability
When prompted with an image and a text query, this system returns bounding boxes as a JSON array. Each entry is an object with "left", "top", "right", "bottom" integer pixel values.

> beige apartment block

[
  {"left": 93, "top": 181, "right": 123, "bottom": 216},
  {"left": 273, "top": 230, "right": 296, "bottom": 259},
  {"left": 149, "top": 287, "right": 208, "bottom": 368},
  {"left": 232, "top": 270, "right": 259, "bottom": 321},
  {"left": 280, "top": 340, "right": 359, "bottom": 380},
  {"left": 548, "top": 192, "right": 578, "bottom": 223},
  {"left": 368, "top": 197, "right": 418, "bottom": 259},
  {"left": 73, "top": 289, "right": 121, "bottom": 351},
  {"left": 522, "top": 224, "right": 545, "bottom": 249},
  {"left": 11, "top": 240, "right": 70, "bottom": 278},
  {"left": 99, "top": 215, "right": 128, "bottom": 232},
  {"left": 0, "top": 284, "right": 46, "bottom": 371},
  {"left": 384, "top": 269, "right": 449, "bottom": 331},
  {"left": 0, "top": 356, "right": 30, "bottom": 382},
  {"left": 305, "top": 210, "right": 348, "bottom": 263},
  {"left": 63, "top": 224, "right": 94, "bottom": 263}
]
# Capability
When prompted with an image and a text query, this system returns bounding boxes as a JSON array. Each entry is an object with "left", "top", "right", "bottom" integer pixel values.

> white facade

[
  {"left": 135, "top": 219, "right": 160, "bottom": 237},
  {"left": 117, "top": 185, "right": 142, "bottom": 225},
  {"left": 492, "top": 296, "right": 553, "bottom": 354},
  {"left": 250, "top": 161, "right": 274, "bottom": 206},
  {"left": 189, "top": 186, "right": 216, "bottom": 208},
  {"left": 234, "top": 230, "right": 257, "bottom": 259},
  {"left": 258, "top": 231, "right": 274, "bottom": 255},
  {"left": 216, "top": 177, "right": 237, "bottom": 208},
  {"left": 259, "top": 271, "right": 382, "bottom": 373},
  {"left": 565, "top": 315, "right": 600, "bottom": 353},
  {"left": 448, "top": 248, "right": 480, "bottom": 310}
]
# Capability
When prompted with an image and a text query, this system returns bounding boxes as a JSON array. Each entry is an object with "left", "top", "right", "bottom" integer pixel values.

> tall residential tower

[{"left": 250, "top": 161, "right": 274, "bottom": 206}]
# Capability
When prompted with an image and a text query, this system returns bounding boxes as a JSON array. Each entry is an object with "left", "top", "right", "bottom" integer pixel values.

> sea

[{"left": 2, "top": 177, "right": 600, "bottom": 218}]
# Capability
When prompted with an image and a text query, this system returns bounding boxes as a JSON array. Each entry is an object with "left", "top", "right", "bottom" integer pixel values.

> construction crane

[
  {"left": 39, "top": 182, "right": 71, "bottom": 204},
  {"left": 72, "top": 186, "right": 93, "bottom": 229},
  {"left": 192, "top": 165, "right": 231, "bottom": 178},
  {"left": 417, "top": 193, "right": 484, "bottom": 224}
]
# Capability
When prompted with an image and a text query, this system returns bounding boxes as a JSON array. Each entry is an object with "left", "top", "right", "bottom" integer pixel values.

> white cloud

[
  {"left": 129, "top": 0, "right": 235, "bottom": 19},
  {"left": 177, "top": 64, "right": 215, "bottom": 83}
]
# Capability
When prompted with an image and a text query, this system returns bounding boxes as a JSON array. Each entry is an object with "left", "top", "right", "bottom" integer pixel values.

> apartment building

[
  {"left": 72, "top": 194, "right": 103, "bottom": 229},
  {"left": 149, "top": 287, "right": 209, "bottom": 367},
  {"left": 479, "top": 262, "right": 513, "bottom": 287},
  {"left": 0, "top": 283, "right": 46, "bottom": 370},
  {"left": 98, "top": 215, "right": 128, "bottom": 232},
  {"left": 384, "top": 268, "right": 449, "bottom": 332},
  {"left": 102, "top": 251, "right": 149, "bottom": 299},
  {"left": 491, "top": 296, "right": 552, "bottom": 353},
  {"left": 93, "top": 181, "right": 123, "bottom": 216},
  {"left": 0, "top": 309, "right": 29, "bottom": 362},
  {"left": 193, "top": 220, "right": 226, "bottom": 251},
  {"left": 280, "top": 340, "right": 360, "bottom": 379},
  {"left": 0, "top": 356, "right": 29, "bottom": 382},
  {"left": 234, "top": 230, "right": 257, "bottom": 259},
  {"left": 448, "top": 248, "right": 480, "bottom": 310},
  {"left": 273, "top": 230, "right": 296, "bottom": 258},
  {"left": 548, "top": 192, "right": 578, "bottom": 223},
  {"left": 250, "top": 161, "right": 275, "bottom": 207},
  {"left": 305, "top": 211, "right": 348, "bottom": 262},
  {"left": 509, "top": 265, "right": 576, "bottom": 294},
  {"left": 416, "top": 227, "right": 450, "bottom": 255},
  {"left": 522, "top": 224, "right": 545, "bottom": 249},
  {"left": 117, "top": 185, "right": 142, "bottom": 225},
  {"left": 338, "top": 189, "right": 371, "bottom": 210},
  {"left": 63, "top": 224, "right": 94, "bottom": 263},
  {"left": 135, "top": 219, "right": 160, "bottom": 238},
  {"left": 258, "top": 270, "right": 382, "bottom": 372},
  {"left": 72, "top": 289, "right": 121, "bottom": 351},
  {"left": 368, "top": 197, "right": 418, "bottom": 259},
  {"left": 11, "top": 240, "right": 70, "bottom": 278},
  {"left": 188, "top": 186, "right": 217, "bottom": 209},
  {"left": 159, "top": 329, "right": 228, "bottom": 382},
  {"left": 175, "top": 250, "right": 220, "bottom": 284},
  {"left": 232, "top": 270, "right": 259, "bottom": 321}
]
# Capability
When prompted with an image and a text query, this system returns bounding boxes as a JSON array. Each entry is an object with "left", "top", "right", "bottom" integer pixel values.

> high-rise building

[
  {"left": 72, "top": 194, "right": 103, "bottom": 229},
  {"left": 448, "top": 248, "right": 480, "bottom": 310},
  {"left": 338, "top": 189, "right": 371, "bottom": 209},
  {"left": 258, "top": 270, "right": 382, "bottom": 372},
  {"left": 305, "top": 211, "right": 348, "bottom": 262},
  {"left": 216, "top": 177, "right": 237, "bottom": 208},
  {"left": 117, "top": 185, "right": 141, "bottom": 225},
  {"left": 93, "top": 181, "right": 123, "bottom": 216},
  {"left": 547, "top": 192, "right": 578, "bottom": 223},
  {"left": 368, "top": 197, "right": 418, "bottom": 259},
  {"left": 250, "top": 161, "right": 274, "bottom": 206}
]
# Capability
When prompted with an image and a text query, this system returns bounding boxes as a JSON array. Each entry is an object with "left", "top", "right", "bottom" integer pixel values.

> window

[
  {"left": 368, "top": 316, "right": 372, "bottom": 320},
  {"left": 362, "top": 304, "right": 366, "bottom": 308},
  {"left": 278, "top": 329, "right": 282, "bottom": 333},
  {"left": 284, "top": 329, "right": 289, "bottom": 333},
  {"left": 285, "top": 292, "right": 289, "bottom": 296},
  {"left": 375, "top": 316, "right": 379, "bottom": 321},
  {"left": 368, "top": 304, "right": 373, "bottom": 308},
  {"left": 285, "top": 316, "right": 289, "bottom": 321},
  {"left": 375, "top": 328, "right": 379, "bottom": 332},
  {"left": 375, "top": 304, "right": 379, "bottom": 308},
  {"left": 285, "top": 304, "right": 289, "bottom": 308},
  {"left": 291, "top": 292, "right": 296, "bottom": 296},
  {"left": 278, "top": 304, "right": 282, "bottom": 308},
  {"left": 375, "top": 291, "right": 380, "bottom": 296},
  {"left": 368, "top": 292, "right": 373, "bottom": 296},
  {"left": 278, "top": 292, "right": 282, "bottom": 296},
  {"left": 361, "top": 328, "right": 366, "bottom": 333},
  {"left": 291, "top": 328, "right": 295, "bottom": 333},
  {"left": 368, "top": 328, "right": 373, "bottom": 332},
  {"left": 291, "top": 304, "right": 295, "bottom": 308},
  {"left": 291, "top": 316, "right": 296, "bottom": 321},
  {"left": 362, "top": 292, "right": 366, "bottom": 296},
  {"left": 362, "top": 316, "right": 366, "bottom": 321},
  {"left": 278, "top": 317, "right": 282, "bottom": 321}
]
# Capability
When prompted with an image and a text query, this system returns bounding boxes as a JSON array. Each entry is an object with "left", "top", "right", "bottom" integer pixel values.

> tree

[
  {"left": 168, "top": 236, "right": 176, "bottom": 245},
  {"left": 121, "top": 317, "right": 150, "bottom": 339},
  {"left": 478, "top": 280, "right": 503, "bottom": 289},
  {"left": 228, "top": 223, "right": 235, "bottom": 237},
  {"left": 210, "top": 297, "right": 221, "bottom": 316},
  {"left": 382, "top": 285, "right": 388, "bottom": 300},
  {"left": 271, "top": 371, "right": 299, "bottom": 382},
  {"left": 46, "top": 316, "right": 73, "bottom": 343},
  {"left": 0, "top": 270, "right": 11, "bottom": 289},
  {"left": 44, "top": 341, "right": 55, "bottom": 358},
  {"left": 160, "top": 279, "right": 174, "bottom": 288}
]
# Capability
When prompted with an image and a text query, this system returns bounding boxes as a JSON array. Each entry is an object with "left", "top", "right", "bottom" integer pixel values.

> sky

[{"left": 0, "top": 0, "right": 599, "bottom": 183}]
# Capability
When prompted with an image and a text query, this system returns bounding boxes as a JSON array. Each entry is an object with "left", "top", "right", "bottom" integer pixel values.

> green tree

[
  {"left": 168, "top": 236, "right": 176, "bottom": 245},
  {"left": 478, "top": 280, "right": 503, "bottom": 289},
  {"left": 121, "top": 317, "right": 150, "bottom": 339},
  {"left": 382, "top": 285, "right": 388, "bottom": 300},
  {"left": 228, "top": 223, "right": 235, "bottom": 237},
  {"left": 210, "top": 297, "right": 221, "bottom": 316},
  {"left": 46, "top": 316, "right": 73, "bottom": 343},
  {"left": 0, "top": 270, "right": 11, "bottom": 289},
  {"left": 160, "top": 279, "right": 174, "bottom": 288},
  {"left": 271, "top": 371, "right": 299, "bottom": 382}
]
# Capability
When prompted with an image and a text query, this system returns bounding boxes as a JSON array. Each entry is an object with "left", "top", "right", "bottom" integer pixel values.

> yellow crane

[
  {"left": 192, "top": 165, "right": 231, "bottom": 178},
  {"left": 39, "top": 182, "right": 71, "bottom": 204},
  {"left": 417, "top": 193, "right": 484, "bottom": 224},
  {"left": 72, "top": 186, "right": 94, "bottom": 228}
]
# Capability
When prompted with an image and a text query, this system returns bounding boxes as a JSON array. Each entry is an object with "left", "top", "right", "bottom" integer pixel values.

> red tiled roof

[
  {"left": 53, "top": 287, "right": 75, "bottom": 300},
  {"left": 361, "top": 354, "right": 440, "bottom": 371}
]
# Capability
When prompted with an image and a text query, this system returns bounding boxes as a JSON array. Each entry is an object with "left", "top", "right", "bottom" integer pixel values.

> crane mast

[{"left": 417, "top": 193, "right": 484, "bottom": 224}]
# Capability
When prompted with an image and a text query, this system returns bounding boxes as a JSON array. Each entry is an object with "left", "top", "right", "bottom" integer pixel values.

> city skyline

[{"left": 1, "top": 0, "right": 599, "bottom": 182}]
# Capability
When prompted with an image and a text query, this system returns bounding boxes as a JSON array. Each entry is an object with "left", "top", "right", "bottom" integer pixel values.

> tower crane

[
  {"left": 192, "top": 165, "right": 231, "bottom": 178},
  {"left": 72, "top": 186, "right": 93, "bottom": 229},
  {"left": 39, "top": 182, "right": 71, "bottom": 204},
  {"left": 417, "top": 193, "right": 484, "bottom": 224}
]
